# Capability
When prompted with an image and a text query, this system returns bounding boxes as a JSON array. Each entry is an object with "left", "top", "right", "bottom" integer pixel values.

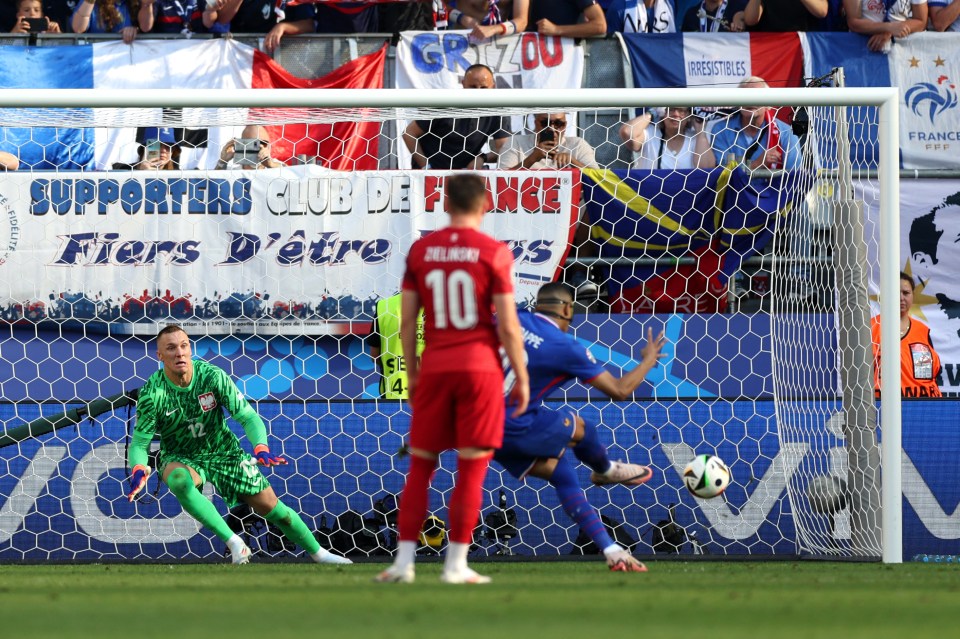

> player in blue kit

[{"left": 496, "top": 282, "right": 666, "bottom": 572}]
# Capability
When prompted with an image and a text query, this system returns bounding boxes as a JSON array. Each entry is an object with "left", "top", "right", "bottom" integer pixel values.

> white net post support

[{"left": 0, "top": 86, "right": 902, "bottom": 562}]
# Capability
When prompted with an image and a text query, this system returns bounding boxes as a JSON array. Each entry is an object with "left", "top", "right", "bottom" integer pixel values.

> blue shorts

[{"left": 494, "top": 406, "right": 577, "bottom": 479}]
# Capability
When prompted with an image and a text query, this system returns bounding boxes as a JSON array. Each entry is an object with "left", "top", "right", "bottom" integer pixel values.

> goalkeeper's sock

[
  {"left": 166, "top": 467, "right": 234, "bottom": 542},
  {"left": 447, "top": 454, "right": 492, "bottom": 544},
  {"left": 397, "top": 454, "right": 437, "bottom": 545},
  {"left": 264, "top": 499, "right": 321, "bottom": 555},
  {"left": 550, "top": 455, "right": 616, "bottom": 551},
  {"left": 572, "top": 418, "right": 612, "bottom": 475}
]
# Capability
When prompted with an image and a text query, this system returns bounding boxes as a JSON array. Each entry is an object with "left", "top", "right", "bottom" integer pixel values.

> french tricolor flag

[
  {"left": 621, "top": 32, "right": 804, "bottom": 89},
  {"left": 0, "top": 39, "right": 385, "bottom": 171}
]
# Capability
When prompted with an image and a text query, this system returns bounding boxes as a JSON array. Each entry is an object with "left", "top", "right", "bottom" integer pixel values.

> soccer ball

[
  {"left": 683, "top": 454, "right": 731, "bottom": 499},
  {"left": 806, "top": 474, "right": 847, "bottom": 515}
]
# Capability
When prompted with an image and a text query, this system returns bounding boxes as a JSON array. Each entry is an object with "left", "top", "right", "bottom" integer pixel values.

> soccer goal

[{"left": 0, "top": 86, "right": 902, "bottom": 563}]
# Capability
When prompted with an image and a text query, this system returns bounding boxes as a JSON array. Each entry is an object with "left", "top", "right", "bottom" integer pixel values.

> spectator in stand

[
  {"left": 527, "top": 0, "right": 606, "bottom": 37},
  {"left": 929, "top": 0, "right": 960, "bottom": 31},
  {"left": 680, "top": 0, "right": 746, "bottom": 31},
  {"left": 72, "top": 0, "right": 140, "bottom": 43},
  {"left": 138, "top": 0, "right": 204, "bottom": 34},
  {"left": 619, "top": 107, "right": 716, "bottom": 170},
  {"left": 710, "top": 76, "right": 800, "bottom": 171},
  {"left": 215, "top": 125, "right": 284, "bottom": 170},
  {"left": 446, "top": 0, "right": 529, "bottom": 39},
  {"left": 134, "top": 127, "right": 179, "bottom": 171},
  {"left": 314, "top": 1, "right": 377, "bottom": 33},
  {"left": 605, "top": 0, "right": 676, "bottom": 33},
  {"left": 379, "top": 0, "right": 441, "bottom": 33},
  {"left": 744, "top": 0, "right": 827, "bottom": 31},
  {"left": 0, "top": 151, "right": 18, "bottom": 170},
  {"left": 871, "top": 272, "right": 943, "bottom": 398},
  {"left": 499, "top": 112, "right": 598, "bottom": 170},
  {"left": 819, "top": 0, "right": 848, "bottom": 29},
  {"left": 9, "top": 0, "right": 62, "bottom": 32},
  {"left": 404, "top": 64, "right": 510, "bottom": 170},
  {"left": 206, "top": 0, "right": 311, "bottom": 35},
  {"left": 843, "top": 0, "right": 927, "bottom": 52}
]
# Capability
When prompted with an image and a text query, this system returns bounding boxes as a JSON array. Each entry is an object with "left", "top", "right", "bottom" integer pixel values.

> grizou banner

[{"left": 0, "top": 167, "right": 579, "bottom": 335}]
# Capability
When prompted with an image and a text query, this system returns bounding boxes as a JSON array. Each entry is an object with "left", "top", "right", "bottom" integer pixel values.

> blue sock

[
  {"left": 550, "top": 456, "right": 615, "bottom": 551},
  {"left": 572, "top": 418, "right": 611, "bottom": 474}
]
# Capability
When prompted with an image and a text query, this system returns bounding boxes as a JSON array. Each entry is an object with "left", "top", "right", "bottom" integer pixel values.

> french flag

[
  {"left": 622, "top": 32, "right": 804, "bottom": 89},
  {"left": 0, "top": 39, "right": 386, "bottom": 171}
]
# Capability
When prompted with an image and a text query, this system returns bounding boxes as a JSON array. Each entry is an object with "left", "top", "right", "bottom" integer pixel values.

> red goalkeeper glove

[
  {"left": 126, "top": 464, "right": 150, "bottom": 502},
  {"left": 254, "top": 444, "right": 287, "bottom": 467}
]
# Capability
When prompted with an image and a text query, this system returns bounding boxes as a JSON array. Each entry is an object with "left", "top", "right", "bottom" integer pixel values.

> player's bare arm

[
  {"left": 588, "top": 327, "right": 666, "bottom": 401},
  {"left": 493, "top": 291, "right": 529, "bottom": 417}
]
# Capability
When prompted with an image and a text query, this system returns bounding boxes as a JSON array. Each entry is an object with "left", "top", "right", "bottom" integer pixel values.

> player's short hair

[
  {"left": 536, "top": 282, "right": 575, "bottom": 306},
  {"left": 445, "top": 173, "right": 488, "bottom": 214},
  {"left": 156, "top": 324, "right": 188, "bottom": 344}
]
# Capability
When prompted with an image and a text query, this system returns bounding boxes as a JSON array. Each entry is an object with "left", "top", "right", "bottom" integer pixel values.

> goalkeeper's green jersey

[{"left": 128, "top": 359, "right": 267, "bottom": 469}]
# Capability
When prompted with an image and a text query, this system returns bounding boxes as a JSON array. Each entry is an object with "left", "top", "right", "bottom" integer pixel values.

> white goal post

[{"left": 0, "top": 86, "right": 902, "bottom": 563}]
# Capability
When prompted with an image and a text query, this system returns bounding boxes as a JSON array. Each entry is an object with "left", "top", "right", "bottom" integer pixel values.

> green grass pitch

[{"left": 1, "top": 560, "right": 957, "bottom": 639}]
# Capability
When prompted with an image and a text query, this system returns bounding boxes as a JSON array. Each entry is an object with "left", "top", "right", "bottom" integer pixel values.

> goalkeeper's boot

[
  {"left": 439, "top": 566, "right": 492, "bottom": 585},
  {"left": 375, "top": 563, "right": 415, "bottom": 584},
  {"left": 231, "top": 543, "right": 252, "bottom": 565},
  {"left": 312, "top": 548, "right": 353, "bottom": 565},
  {"left": 591, "top": 461, "right": 653, "bottom": 486},
  {"left": 606, "top": 549, "right": 647, "bottom": 573}
]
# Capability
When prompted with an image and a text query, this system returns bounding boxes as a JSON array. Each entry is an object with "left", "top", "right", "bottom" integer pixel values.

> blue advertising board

[{"left": 1, "top": 399, "right": 955, "bottom": 560}]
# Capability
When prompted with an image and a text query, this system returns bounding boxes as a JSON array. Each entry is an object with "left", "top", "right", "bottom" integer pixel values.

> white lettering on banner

[
  {"left": 902, "top": 452, "right": 960, "bottom": 539},
  {"left": 0, "top": 446, "right": 66, "bottom": 544},
  {"left": 366, "top": 176, "right": 412, "bottom": 215},
  {"left": 71, "top": 443, "right": 202, "bottom": 544},
  {"left": 661, "top": 442, "right": 808, "bottom": 540},
  {"left": 266, "top": 177, "right": 353, "bottom": 216}
]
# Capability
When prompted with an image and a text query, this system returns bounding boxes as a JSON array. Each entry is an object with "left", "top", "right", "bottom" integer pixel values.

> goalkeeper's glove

[
  {"left": 126, "top": 464, "right": 150, "bottom": 502},
  {"left": 254, "top": 444, "right": 287, "bottom": 467}
]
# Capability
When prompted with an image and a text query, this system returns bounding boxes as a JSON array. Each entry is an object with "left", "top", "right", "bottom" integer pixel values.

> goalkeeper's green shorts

[{"left": 160, "top": 448, "right": 270, "bottom": 507}]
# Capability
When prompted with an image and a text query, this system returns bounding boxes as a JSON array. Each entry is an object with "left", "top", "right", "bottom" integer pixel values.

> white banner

[
  {"left": 0, "top": 167, "right": 579, "bottom": 335},
  {"left": 859, "top": 178, "right": 960, "bottom": 396},
  {"left": 891, "top": 33, "right": 960, "bottom": 170},
  {"left": 395, "top": 31, "right": 584, "bottom": 91},
  {"left": 394, "top": 31, "right": 585, "bottom": 165}
]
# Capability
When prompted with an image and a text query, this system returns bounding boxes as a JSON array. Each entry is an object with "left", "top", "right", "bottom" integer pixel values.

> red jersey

[{"left": 402, "top": 226, "right": 515, "bottom": 373}]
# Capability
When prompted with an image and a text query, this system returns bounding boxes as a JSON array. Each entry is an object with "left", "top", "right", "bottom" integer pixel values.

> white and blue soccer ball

[{"left": 683, "top": 454, "right": 731, "bottom": 499}]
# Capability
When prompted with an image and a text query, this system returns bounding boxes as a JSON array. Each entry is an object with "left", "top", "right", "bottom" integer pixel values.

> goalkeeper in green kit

[{"left": 127, "top": 324, "right": 351, "bottom": 565}]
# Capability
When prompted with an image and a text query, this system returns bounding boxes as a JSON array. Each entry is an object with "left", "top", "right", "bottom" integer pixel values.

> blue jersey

[{"left": 504, "top": 311, "right": 606, "bottom": 419}]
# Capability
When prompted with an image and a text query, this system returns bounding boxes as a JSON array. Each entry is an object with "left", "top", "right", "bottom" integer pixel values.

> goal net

[{"left": 0, "top": 86, "right": 902, "bottom": 563}]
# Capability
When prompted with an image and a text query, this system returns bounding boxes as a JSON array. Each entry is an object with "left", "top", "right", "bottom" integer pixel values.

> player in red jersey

[{"left": 377, "top": 173, "right": 529, "bottom": 585}]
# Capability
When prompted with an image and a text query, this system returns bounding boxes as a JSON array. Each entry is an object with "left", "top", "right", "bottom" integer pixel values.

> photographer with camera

[
  {"left": 215, "top": 125, "right": 284, "bottom": 170},
  {"left": 498, "top": 113, "right": 597, "bottom": 170},
  {"left": 9, "top": 0, "right": 61, "bottom": 33}
]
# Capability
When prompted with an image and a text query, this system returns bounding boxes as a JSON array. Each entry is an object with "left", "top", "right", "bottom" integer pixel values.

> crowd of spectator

[
  {"left": 0, "top": 0, "right": 955, "bottom": 173},
  {"left": 4, "top": 0, "right": 957, "bottom": 40}
]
